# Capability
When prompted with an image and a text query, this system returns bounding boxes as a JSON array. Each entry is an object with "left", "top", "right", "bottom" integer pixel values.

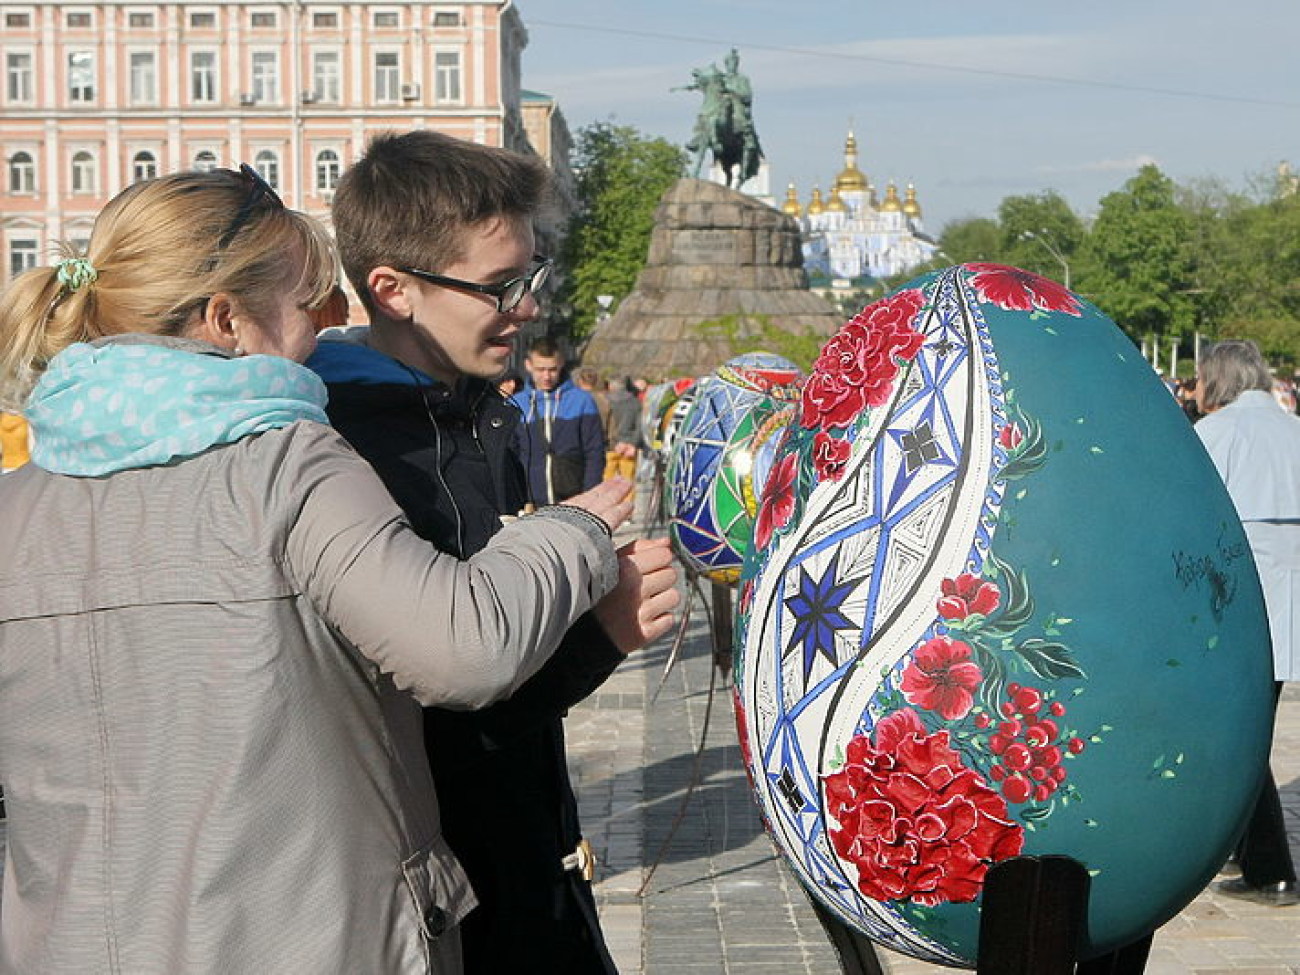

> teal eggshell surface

[{"left": 734, "top": 264, "right": 1275, "bottom": 966}]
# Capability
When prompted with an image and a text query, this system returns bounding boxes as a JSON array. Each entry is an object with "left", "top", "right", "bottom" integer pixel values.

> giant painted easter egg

[
  {"left": 644, "top": 377, "right": 697, "bottom": 454},
  {"left": 734, "top": 264, "right": 1274, "bottom": 966},
  {"left": 668, "top": 353, "right": 803, "bottom": 584}
]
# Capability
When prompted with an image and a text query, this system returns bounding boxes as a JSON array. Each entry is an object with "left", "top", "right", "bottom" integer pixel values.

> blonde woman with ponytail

[{"left": 0, "top": 169, "right": 672, "bottom": 972}]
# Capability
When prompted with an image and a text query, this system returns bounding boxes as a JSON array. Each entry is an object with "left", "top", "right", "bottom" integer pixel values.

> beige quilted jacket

[{"left": 0, "top": 421, "right": 617, "bottom": 973}]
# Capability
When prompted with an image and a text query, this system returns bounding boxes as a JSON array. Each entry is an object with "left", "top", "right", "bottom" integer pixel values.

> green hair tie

[{"left": 55, "top": 257, "right": 98, "bottom": 293}]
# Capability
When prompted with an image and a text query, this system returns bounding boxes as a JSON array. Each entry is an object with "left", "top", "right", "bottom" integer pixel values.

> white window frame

[
  {"left": 6, "top": 51, "right": 34, "bottom": 104},
  {"left": 434, "top": 50, "right": 462, "bottom": 105},
  {"left": 250, "top": 50, "right": 279, "bottom": 103},
  {"left": 68, "top": 51, "right": 96, "bottom": 104},
  {"left": 372, "top": 8, "right": 400, "bottom": 28},
  {"left": 131, "top": 149, "right": 158, "bottom": 182},
  {"left": 192, "top": 149, "right": 219, "bottom": 172},
  {"left": 188, "top": 9, "right": 217, "bottom": 30},
  {"left": 4, "top": 10, "right": 34, "bottom": 29},
  {"left": 311, "top": 50, "right": 341, "bottom": 103},
  {"left": 314, "top": 148, "right": 341, "bottom": 194},
  {"left": 70, "top": 150, "right": 97, "bottom": 194},
  {"left": 190, "top": 49, "right": 218, "bottom": 103},
  {"left": 311, "top": 9, "right": 340, "bottom": 29},
  {"left": 432, "top": 9, "right": 461, "bottom": 28},
  {"left": 128, "top": 10, "right": 156, "bottom": 28},
  {"left": 65, "top": 8, "right": 94, "bottom": 29},
  {"left": 373, "top": 50, "right": 400, "bottom": 103},
  {"left": 8, "top": 151, "right": 37, "bottom": 194},
  {"left": 253, "top": 149, "right": 280, "bottom": 191},
  {"left": 8, "top": 236, "right": 39, "bottom": 282},
  {"left": 249, "top": 8, "right": 278, "bottom": 29},
  {"left": 128, "top": 50, "right": 158, "bottom": 105}
]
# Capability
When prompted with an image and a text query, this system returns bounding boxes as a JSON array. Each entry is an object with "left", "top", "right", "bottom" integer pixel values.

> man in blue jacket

[{"left": 514, "top": 336, "right": 606, "bottom": 503}]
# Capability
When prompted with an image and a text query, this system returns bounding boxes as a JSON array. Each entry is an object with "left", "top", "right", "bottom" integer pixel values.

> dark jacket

[
  {"left": 512, "top": 379, "right": 606, "bottom": 503},
  {"left": 309, "top": 330, "right": 623, "bottom": 975}
]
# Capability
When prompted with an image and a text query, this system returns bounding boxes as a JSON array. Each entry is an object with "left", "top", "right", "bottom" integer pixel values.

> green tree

[
  {"left": 557, "top": 122, "right": 685, "bottom": 340},
  {"left": 939, "top": 217, "right": 1003, "bottom": 264},
  {"left": 1078, "top": 165, "right": 1195, "bottom": 341},
  {"left": 996, "top": 191, "right": 1086, "bottom": 288}
]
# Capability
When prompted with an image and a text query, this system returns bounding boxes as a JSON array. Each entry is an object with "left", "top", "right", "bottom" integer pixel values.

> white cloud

[{"left": 1036, "top": 155, "right": 1162, "bottom": 175}]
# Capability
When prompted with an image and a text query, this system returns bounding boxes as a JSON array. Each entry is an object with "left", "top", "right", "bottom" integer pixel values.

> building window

[
  {"left": 129, "top": 12, "right": 155, "bottom": 28},
  {"left": 129, "top": 52, "right": 157, "bottom": 104},
  {"left": 71, "top": 151, "right": 97, "bottom": 194},
  {"left": 5, "top": 12, "right": 32, "bottom": 28},
  {"left": 251, "top": 10, "right": 277, "bottom": 28},
  {"left": 435, "top": 51, "right": 461, "bottom": 104},
  {"left": 315, "top": 149, "right": 341, "bottom": 193},
  {"left": 66, "top": 11, "right": 93, "bottom": 28},
  {"left": 6, "top": 53, "right": 34, "bottom": 103},
  {"left": 311, "top": 51, "right": 340, "bottom": 103},
  {"left": 189, "top": 10, "right": 216, "bottom": 29},
  {"left": 254, "top": 150, "right": 279, "bottom": 190},
  {"left": 312, "top": 11, "right": 338, "bottom": 28},
  {"left": 8, "top": 152, "right": 36, "bottom": 194},
  {"left": 433, "top": 11, "right": 460, "bottom": 27},
  {"left": 373, "top": 10, "right": 399, "bottom": 28},
  {"left": 193, "top": 150, "right": 218, "bottom": 172},
  {"left": 68, "top": 52, "right": 95, "bottom": 103},
  {"left": 251, "top": 51, "right": 279, "bottom": 103},
  {"left": 131, "top": 151, "right": 158, "bottom": 183},
  {"left": 190, "top": 51, "right": 217, "bottom": 102},
  {"left": 9, "top": 239, "right": 39, "bottom": 281},
  {"left": 374, "top": 52, "right": 400, "bottom": 102}
]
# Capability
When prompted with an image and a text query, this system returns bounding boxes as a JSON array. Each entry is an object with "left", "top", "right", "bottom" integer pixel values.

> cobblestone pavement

[{"left": 567, "top": 521, "right": 1300, "bottom": 974}]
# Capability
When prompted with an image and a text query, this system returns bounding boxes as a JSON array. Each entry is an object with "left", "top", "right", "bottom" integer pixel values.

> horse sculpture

[{"left": 676, "top": 52, "right": 763, "bottom": 190}]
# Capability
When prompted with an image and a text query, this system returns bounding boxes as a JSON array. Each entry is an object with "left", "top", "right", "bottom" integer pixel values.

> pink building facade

[{"left": 0, "top": 1, "right": 568, "bottom": 284}]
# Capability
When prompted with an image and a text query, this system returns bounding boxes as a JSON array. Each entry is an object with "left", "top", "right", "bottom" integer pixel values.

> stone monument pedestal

[{"left": 582, "top": 178, "right": 841, "bottom": 381}]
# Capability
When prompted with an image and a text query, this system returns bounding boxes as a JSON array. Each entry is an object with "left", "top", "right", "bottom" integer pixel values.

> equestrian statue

[{"left": 674, "top": 48, "right": 763, "bottom": 189}]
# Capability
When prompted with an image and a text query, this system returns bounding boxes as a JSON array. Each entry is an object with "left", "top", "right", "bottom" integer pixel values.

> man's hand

[{"left": 594, "top": 537, "right": 680, "bottom": 654}]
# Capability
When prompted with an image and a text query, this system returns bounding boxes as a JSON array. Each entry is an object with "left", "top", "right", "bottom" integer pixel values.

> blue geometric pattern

[{"left": 736, "top": 269, "right": 1007, "bottom": 965}]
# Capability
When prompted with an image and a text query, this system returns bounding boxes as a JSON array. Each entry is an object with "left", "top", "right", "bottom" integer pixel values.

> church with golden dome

[{"left": 781, "top": 130, "right": 938, "bottom": 284}]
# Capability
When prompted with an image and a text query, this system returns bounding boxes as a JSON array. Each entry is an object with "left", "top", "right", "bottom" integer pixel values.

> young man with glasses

[{"left": 308, "top": 131, "right": 642, "bottom": 973}]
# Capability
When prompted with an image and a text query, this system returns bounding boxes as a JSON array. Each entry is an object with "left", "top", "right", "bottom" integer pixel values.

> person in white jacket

[
  {"left": 1196, "top": 339, "right": 1299, "bottom": 907},
  {"left": 0, "top": 166, "right": 678, "bottom": 972}
]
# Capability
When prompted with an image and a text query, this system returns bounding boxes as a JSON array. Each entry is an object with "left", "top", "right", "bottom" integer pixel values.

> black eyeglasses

[
  {"left": 399, "top": 255, "right": 552, "bottom": 314},
  {"left": 217, "top": 163, "right": 284, "bottom": 250}
]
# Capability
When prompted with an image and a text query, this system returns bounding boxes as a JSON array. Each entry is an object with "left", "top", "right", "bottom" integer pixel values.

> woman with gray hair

[{"left": 1196, "top": 339, "right": 1300, "bottom": 907}]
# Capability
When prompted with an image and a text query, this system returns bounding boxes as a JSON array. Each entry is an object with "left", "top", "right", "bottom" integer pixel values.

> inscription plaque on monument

[{"left": 672, "top": 229, "right": 738, "bottom": 265}]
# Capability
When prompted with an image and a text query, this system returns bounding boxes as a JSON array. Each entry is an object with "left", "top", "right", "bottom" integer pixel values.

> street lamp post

[{"left": 1021, "top": 230, "right": 1070, "bottom": 291}]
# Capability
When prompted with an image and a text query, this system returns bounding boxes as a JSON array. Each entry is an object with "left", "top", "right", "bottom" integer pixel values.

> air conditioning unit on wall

[
  {"left": 300, "top": 90, "right": 317, "bottom": 104},
  {"left": 239, "top": 93, "right": 256, "bottom": 106},
  {"left": 400, "top": 83, "right": 420, "bottom": 101}
]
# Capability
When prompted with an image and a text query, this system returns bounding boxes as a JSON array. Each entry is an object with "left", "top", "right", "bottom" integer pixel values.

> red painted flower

[
  {"left": 967, "top": 263, "right": 1082, "bottom": 317},
  {"left": 813, "top": 431, "right": 852, "bottom": 482},
  {"left": 998, "top": 421, "right": 1024, "bottom": 452},
  {"left": 900, "top": 636, "right": 984, "bottom": 720},
  {"left": 800, "top": 289, "right": 926, "bottom": 430},
  {"left": 754, "top": 452, "right": 798, "bottom": 550},
  {"left": 937, "top": 574, "right": 1001, "bottom": 621},
  {"left": 824, "top": 709, "right": 1024, "bottom": 906}
]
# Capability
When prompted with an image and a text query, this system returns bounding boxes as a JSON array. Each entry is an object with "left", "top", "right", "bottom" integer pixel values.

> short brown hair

[{"left": 331, "top": 130, "right": 552, "bottom": 315}]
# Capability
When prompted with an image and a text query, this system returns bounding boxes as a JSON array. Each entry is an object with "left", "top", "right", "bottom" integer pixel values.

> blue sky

[{"left": 518, "top": 0, "right": 1300, "bottom": 234}]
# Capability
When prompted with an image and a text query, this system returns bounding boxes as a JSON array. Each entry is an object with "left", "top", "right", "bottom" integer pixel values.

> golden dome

[
  {"left": 902, "top": 183, "right": 922, "bottom": 218},
  {"left": 880, "top": 181, "right": 902, "bottom": 212},
  {"left": 826, "top": 186, "right": 848, "bottom": 212},
  {"left": 833, "top": 129, "right": 869, "bottom": 194},
  {"left": 806, "top": 185, "right": 825, "bottom": 216},
  {"left": 780, "top": 182, "right": 802, "bottom": 217}
]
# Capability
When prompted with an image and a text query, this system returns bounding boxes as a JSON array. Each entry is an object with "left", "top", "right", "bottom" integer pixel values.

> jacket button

[{"left": 423, "top": 904, "right": 447, "bottom": 938}]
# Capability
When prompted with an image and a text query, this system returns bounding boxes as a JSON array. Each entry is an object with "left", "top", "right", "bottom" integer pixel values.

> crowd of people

[{"left": 0, "top": 125, "right": 1296, "bottom": 975}]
